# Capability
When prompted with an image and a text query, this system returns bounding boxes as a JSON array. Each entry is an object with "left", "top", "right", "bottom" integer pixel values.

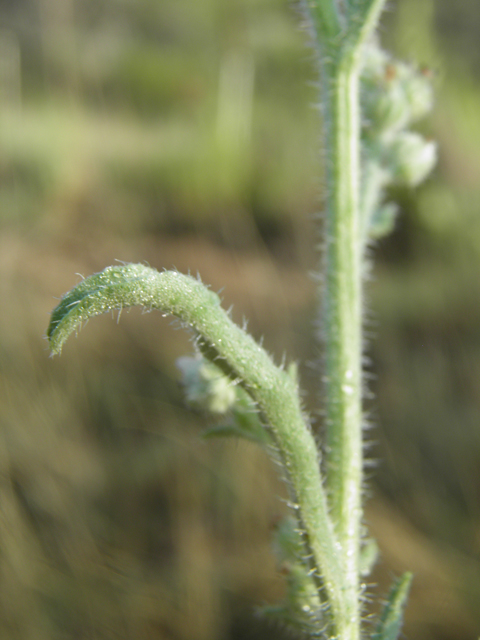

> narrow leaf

[{"left": 373, "top": 572, "right": 413, "bottom": 640}]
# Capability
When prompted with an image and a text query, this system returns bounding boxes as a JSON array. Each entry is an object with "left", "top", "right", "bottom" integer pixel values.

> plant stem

[
  {"left": 47, "top": 264, "right": 349, "bottom": 636},
  {"left": 321, "top": 50, "right": 363, "bottom": 640},
  {"left": 305, "top": 0, "right": 341, "bottom": 40},
  {"left": 304, "top": 2, "right": 388, "bottom": 637}
]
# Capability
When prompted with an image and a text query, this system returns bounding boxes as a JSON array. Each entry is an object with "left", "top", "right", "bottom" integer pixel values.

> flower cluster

[
  {"left": 176, "top": 355, "right": 237, "bottom": 414},
  {"left": 176, "top": 355, "right": 270, "bottom": 444},
  {"left": 360, "top": 43, "right": 437, "bottom": 240}
]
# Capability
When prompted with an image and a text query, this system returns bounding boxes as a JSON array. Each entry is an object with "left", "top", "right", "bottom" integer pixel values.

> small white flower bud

[
  {"left": 399, "top": 66, "right": 434, "bottom": 123},
  {"left": 361, "top": 45, "right": 435, "bottom": 137},
  {"left": 176, "top": 356, "right": 236, "bottom": 414},
  {"left": 387, "top": 132, "right": 437, "bottom": 187}
]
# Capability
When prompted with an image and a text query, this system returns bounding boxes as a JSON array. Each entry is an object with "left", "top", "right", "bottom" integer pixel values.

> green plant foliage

[
  {"left": 261, "top": 516, "right": 323, "bottom": 635},
  {"left": 47, "top": 262, "right": 345, "bottom": 640},
  {"left": 44, "top": 1, "right": 439, "bottom": 639},
  {"left": 372, "top": 573, "right": 413, "bottom": 640}
]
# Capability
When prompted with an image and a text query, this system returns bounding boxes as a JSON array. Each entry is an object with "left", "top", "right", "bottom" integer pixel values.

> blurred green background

[{"left": 1, "top": 0, "right": 480, "bottom": 638}]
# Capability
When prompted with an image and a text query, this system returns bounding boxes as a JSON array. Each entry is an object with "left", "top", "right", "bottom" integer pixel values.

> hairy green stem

[
  {"left": 303, "top": 2, "right": 388, "bottom": 638},
  {"left": 349, "top": 0, "right": 390, "bottom": 52},
  {"left": 304, "top": 0, "right": 341, "bottom": 41},
  {"left": 47, "top": 264, "right": 348, "bottom": 636},
  {"left": 321, "top": 51, "right": 363, "bottom": 640}
]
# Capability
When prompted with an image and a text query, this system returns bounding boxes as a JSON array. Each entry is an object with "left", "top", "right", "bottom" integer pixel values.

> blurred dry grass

[{"left": 2, "top": 0, "right": 480, "bottom": 638}]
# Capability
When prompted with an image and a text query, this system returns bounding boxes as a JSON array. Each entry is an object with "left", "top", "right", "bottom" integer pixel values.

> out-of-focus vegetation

[{"left": 1, "top": 0, "right": 480, "bottom": 638}]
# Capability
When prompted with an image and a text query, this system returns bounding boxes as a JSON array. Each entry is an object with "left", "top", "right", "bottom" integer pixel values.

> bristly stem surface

[
  {"left": 46, "top": 264, "right": 348, "bottom": 637},
  {"left": 304, "top": 1, "right": 388, "bottom": 638},
  {"left": 321, "top": 52, "right": 363, "bottom": 639}
]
